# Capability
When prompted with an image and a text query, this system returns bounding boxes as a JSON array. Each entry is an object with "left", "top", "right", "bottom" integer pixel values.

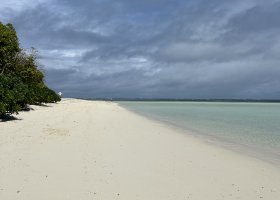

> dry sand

[{"left": 0, "top": 99, "right": 280, "bottom": 200}]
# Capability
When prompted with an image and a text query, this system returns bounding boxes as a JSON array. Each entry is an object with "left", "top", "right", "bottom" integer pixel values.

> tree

[
  {"left": 0, "top": 22, "right": 20, "bottom": 75},
  {"left": 0, "top": 75, "right": 27, "bottom": 116},
  {"left": 0, "top": 21, "right": 60, "bottom": 117}
]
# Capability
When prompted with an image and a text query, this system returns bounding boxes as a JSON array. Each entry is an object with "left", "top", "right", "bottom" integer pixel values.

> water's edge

[{"left": 117, "top": 102, "right": 280, "bottom": 166}]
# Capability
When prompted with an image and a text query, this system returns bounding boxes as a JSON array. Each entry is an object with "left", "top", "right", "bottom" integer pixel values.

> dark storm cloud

[
  {"left": 228, "top": 2, "right": 280, "bottom": 33},
  {"left": 45, "top": 67, "right": 159, "bottom": 98},
  {"left": 1, "top": 0, "right": 280, "bottom": 99}
]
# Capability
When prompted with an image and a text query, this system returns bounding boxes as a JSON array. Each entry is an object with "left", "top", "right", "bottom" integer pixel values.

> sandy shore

[{"left": 0, "top": 99, "right": 280, "bottom": 200}]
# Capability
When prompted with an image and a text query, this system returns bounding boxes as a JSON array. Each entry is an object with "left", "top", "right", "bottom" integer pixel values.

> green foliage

[
  {"left": 0, "top": 22, "right": 60, "bottom": 117},
  {"left": 0, "top": 75, "right": 26, "bottom": 116},
  {"left": 0, "top": 22, "right": 20, "bottom": 75}
]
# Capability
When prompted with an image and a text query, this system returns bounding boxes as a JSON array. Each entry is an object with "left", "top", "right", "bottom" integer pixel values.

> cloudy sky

[{"left": 1, "top": 0, "right": 280, "bottom": 99}]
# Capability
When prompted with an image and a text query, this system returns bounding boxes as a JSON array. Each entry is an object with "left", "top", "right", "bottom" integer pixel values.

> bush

[
  {"left": 0, "top": 75, "right": 27, "bottom": 116},
  {"left": 0, "top": 22, "right": 61, "bottom": 117}
]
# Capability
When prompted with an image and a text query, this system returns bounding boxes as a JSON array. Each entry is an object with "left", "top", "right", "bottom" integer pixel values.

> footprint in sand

[{"left": 43, "top": 128, "right": 70, "bottom": 136}]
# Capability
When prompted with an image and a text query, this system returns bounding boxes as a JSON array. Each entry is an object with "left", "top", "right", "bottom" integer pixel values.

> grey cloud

[
  {"left": 1, "top": 0, "right": 280, "bottom": 99},
  {"left": 156, "top": 42, "right": 261, "bottom": 63},
  {"left": 45, "top": 67, "right": 159, "bottom": 98},
  {"left": 228, "top": 2, "right": 280, "bottom": 33}
]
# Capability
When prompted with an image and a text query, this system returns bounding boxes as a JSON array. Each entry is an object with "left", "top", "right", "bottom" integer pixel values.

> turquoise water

[{"left": 118, "top": 101, "right": 280, "bottom": 164}]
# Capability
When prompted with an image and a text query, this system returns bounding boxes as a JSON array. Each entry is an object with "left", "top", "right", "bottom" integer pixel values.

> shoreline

[
  {"left": 117, "top": 101, "right": 280, "bottom": 166},
  {"left": 1, "top": 99, "right": 280, "bottom": 199}
]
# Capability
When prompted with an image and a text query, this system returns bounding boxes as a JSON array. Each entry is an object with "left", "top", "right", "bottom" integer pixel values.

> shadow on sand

[
  {"left": 35, "top": 103, "right": 53, "bottom": 107},
  {"left": 0, "top": 103, "right": 53, "bottom": 122},
  {"left": 0, "top": 115, "right": 22, "bottom": 122}
]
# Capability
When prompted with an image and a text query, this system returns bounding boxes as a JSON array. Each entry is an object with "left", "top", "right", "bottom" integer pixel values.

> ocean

[{"left": 118, "top": 101, "right": 280, "bottom": 164}]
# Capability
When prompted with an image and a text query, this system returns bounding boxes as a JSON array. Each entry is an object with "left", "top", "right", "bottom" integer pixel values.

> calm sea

[{"left": 118, "top": 101, "right": 280, "bottom": 164}]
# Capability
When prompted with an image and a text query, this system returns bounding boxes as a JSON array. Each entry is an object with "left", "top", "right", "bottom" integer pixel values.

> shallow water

[{"left": 118, "top": 101, "right": 280, "bottom": 164}]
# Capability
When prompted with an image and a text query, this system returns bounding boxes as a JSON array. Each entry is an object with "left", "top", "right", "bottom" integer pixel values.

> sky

[{"left": 1, "top": 0, "right": 280, "bottom": 99}]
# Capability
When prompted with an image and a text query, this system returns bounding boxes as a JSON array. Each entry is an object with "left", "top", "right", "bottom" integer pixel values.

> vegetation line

[{"left": 0, "top": 22, "right": 60, "bottom": 117}]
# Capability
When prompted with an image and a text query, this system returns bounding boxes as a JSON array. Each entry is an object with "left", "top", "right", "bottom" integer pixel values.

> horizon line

[{"left": 75, "top": 98, "right": 280, "bottom": 103}]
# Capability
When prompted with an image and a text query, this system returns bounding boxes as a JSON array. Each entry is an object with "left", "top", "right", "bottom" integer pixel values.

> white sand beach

[{"left": 0, "top": 99, "right": 280, "bottom": 200}]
